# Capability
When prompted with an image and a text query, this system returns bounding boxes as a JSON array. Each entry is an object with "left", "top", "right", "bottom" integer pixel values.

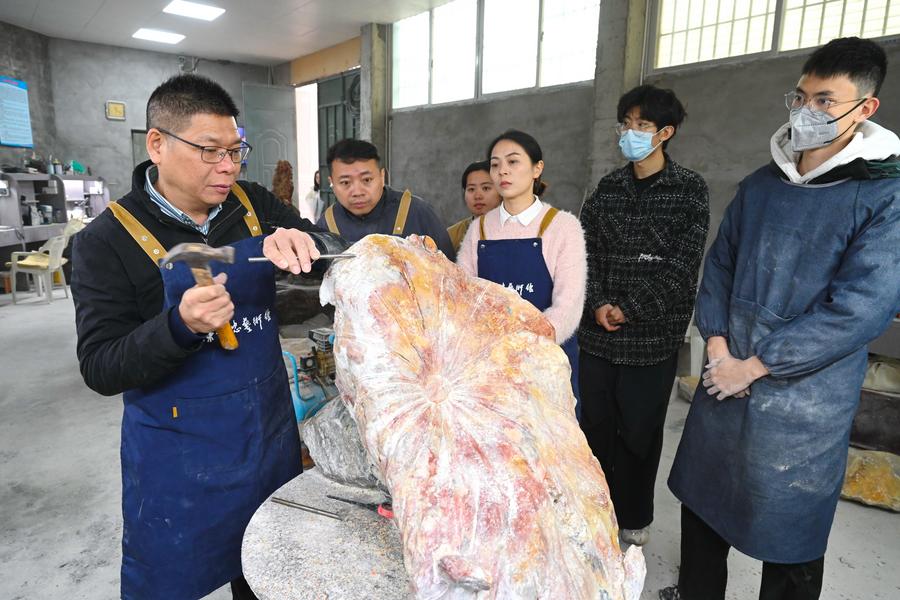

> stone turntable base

[{"left": 242, "top": 469, "right": 411, "bottom": 599}]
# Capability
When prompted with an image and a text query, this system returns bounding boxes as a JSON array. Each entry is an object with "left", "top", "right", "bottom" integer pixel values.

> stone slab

[{"left": 242, "top": 469, "right": 410, "bottom": 599}]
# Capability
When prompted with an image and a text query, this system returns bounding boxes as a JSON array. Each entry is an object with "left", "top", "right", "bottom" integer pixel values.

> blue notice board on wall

[{"left": 0, "top": 76, "right": 34, "bottom": 148}]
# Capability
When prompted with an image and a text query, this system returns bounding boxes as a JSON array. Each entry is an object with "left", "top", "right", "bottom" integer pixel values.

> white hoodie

[{"left": 770, "top": 120, "right": 900, "bottom": 184}]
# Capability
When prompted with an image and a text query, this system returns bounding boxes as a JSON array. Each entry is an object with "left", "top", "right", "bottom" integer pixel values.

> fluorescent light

[
  {"left": 163, "top": 0, "right": 226, "bottom": 21},
  {"left": 132, "top": 28, "right": 185, "bottom": 44}
]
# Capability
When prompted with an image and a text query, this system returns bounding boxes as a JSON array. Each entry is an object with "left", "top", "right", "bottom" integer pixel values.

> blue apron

[
  {"left": 120, "top": 236, "right": 301, "bottom": 599},
  {"left": 476, "top": 217, "right": 581, "bottom": 418},
  {"left": 668, "top": 167, "right": 900, "bottom": 564}
]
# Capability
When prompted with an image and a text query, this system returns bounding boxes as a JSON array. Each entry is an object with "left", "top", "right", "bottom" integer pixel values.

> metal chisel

[
  {"left": 270, "top": 496, "right": 343, "bottom": 520},
  {"left": 248, "top": 253, "right": 355, "bottom": 263}
]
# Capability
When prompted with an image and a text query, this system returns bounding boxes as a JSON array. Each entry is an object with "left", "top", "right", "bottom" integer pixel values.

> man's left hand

[
  {"left": 263, "top": 227, "right": 320, "bottom": 274},
  {"left": 702, "top": 356, "right": 769, "bottom": 401}
]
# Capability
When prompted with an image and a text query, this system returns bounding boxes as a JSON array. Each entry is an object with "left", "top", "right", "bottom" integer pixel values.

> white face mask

[{"left": 789, "top": 99, "right": 865, "bottom": 152}]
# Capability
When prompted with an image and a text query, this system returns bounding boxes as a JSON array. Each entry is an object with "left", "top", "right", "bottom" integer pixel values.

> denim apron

[
  {"left": 476, "top": 208, "right": 581, "bottom": 418},
  {"left": 110, "top": 194, "right": 301, "bottom": 599},
  {"left": 668, "top": 168, "right": 900, "bottom": 564}
]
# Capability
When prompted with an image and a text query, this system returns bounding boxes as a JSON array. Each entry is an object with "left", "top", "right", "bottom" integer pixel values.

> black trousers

[
  {"left": 231, "top": 576, "right": 259, "bottom": 600},
  {"left": 578, "top": 351, "right": 678, "bottom": 529},
  {"left": 678, "top": 505, "right": 825, "bottom": 600}
]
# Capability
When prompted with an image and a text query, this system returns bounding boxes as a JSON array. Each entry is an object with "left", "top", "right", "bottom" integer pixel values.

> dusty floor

[{"left": 0, "top": 291, "right": 897, "bottom": 599}]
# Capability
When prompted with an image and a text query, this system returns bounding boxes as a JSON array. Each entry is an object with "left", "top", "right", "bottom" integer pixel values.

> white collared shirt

[{"left": 499, "top": 196, "right": 543, "bottom": 227}]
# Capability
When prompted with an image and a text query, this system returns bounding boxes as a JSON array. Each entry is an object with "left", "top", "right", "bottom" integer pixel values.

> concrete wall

[
  {"left": 289, "top": 37, "right": 361, "bottom": 86},
  {"left": 47, "top": 38, "right": 269, "bottom": 200},
  {"left": 0, "top": 21, "right": 57, "bottom": 169},
  {"left": 387, "top": 0, "right": 900, "bottom": 245},
  {"left": 389, "top": 84, "right": 595, "bottom": 225},
  {"left": 360, "top": 24, "right": 388, "bottom": 156},
  {"left": 641, "top": 43, "right": 900, "bottom": 240}
]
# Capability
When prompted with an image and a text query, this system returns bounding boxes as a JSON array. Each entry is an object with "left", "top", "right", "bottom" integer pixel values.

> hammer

[{"left": 159, "top": 243, "right": 239, "bottom": 351}]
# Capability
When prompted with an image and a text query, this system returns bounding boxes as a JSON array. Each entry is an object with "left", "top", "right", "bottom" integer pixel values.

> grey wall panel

[
  {"left": 47, "top": 38, "right": 269, "bottom": 200},
  {"left": 389, "top": 84, "right": 595, "bottom": 227},
  {"left": 0, "top": 21, "right": 57, "bottom": 169}
]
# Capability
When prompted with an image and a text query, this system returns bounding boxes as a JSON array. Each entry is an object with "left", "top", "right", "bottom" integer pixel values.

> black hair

[
  {"left": 486, "top": 129, "right": 547, "bottom": 196},
  {"left": 326, "top": 138, "right": 381, "bottom": 168},
  {"left": 146, "top": 73, "right": 239, "bottom": 132},
  {"left": 313, "top": 170, "right": 320, "bottom": 192},
  {"left": 616, "top": 84, "right": 686, "bottom": 149},
  {"left": 461, "top": 160, "right": 491, "bottom": 189},
  {"left": 802, "top": 37, "right": 887, "bottom": 98}
]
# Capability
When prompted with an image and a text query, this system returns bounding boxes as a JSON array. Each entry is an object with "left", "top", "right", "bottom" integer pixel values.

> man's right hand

[
  {"left": 595, "top": 304, "right": 623, "bottom": 332},
  {"left": 706, "top": 335, "right": 731, "bottom": 363},
  {"left": 179, "top": 272, "right": 234, "bottom": 334},
  {"left": 704, "top": 335, "right": 749, "bottom": 398}
]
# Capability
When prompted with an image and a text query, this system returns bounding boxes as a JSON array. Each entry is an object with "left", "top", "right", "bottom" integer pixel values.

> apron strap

[
  {"left": 324, "top": 205, "right": 340, "bottom": 235},
  {"left": 393, "top": 189, "right": 412, "bottom": 235},
  {"left": 538, "top": 207, "right": 559, "bottom": 238},
  {"left": 479, "top": 215, "right": 487, "bottom": 240},
  {"left": 109, "top": 183, "right": 262, "bottom": 266},
  {"left": 108, "top": 202, "right": 166, "bottom": 264},
  {"left": 229, "top": 183, "right": 263, "bottom": 237},
  {"left": 322, "top": 189, "right": 411, "bottom": 236}
]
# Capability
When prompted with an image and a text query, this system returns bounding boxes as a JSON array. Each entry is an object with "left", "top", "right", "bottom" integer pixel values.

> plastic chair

[
  {"left": 10, "top": 235, "right": 69, "bottom": 304},
  {"left": 62, "top": 217, "right": 86, "bottom": 243}
]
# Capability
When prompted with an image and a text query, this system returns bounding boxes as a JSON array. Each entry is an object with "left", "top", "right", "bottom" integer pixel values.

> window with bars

[
  {"left": 391, "top": 12, "right": 430, "bottom": 109},
  {"left": 781, "top": 0, "right": 900, "bottom": 51},
  {"left": 391, "top": 0, "right": 601, "bottom": 109},
  {"left": 653, "top": 0, "right": 900, "bottom": 69}
]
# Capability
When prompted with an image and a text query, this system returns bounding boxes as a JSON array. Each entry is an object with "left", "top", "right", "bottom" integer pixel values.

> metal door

[
  {"left": 317, "top": 69, "right": 360, "bottom": 208},
  {"left": 131, "top": 130, "right": 150, "bottom": 168},
  {"left": 242, "top": 83, "right": 298, "bottom": 196}
]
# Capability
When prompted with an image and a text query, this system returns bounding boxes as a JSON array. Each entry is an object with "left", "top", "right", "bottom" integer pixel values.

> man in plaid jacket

[{"left": 578, "top": 84, "right": 710, "bottom": 547}]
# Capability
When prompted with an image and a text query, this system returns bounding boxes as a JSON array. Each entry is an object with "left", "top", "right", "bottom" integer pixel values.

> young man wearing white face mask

[
  {"left": 578, "top": 85, "right": 710, "bottom": 548},
  {"left": 661, "top": 37, "right": 900, "bottom": 600}
]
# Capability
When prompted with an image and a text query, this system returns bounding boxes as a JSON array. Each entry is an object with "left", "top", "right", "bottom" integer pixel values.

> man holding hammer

[{"left": 71, "top": 74, "right": 343, "bottom": 600}]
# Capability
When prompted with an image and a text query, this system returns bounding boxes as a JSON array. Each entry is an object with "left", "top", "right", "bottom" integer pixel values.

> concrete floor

[{"left": 0, "top": 291, "right": 897, "bottom": 599}]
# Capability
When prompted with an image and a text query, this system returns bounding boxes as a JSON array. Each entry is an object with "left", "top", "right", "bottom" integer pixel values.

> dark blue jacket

[{"left": 317, "top": 186, "right": 456, "bottom": 261}]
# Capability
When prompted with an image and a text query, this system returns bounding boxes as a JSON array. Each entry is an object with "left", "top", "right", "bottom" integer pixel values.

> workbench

[{"left": 242, "top": 469, "right": 410, "bottom": 599}]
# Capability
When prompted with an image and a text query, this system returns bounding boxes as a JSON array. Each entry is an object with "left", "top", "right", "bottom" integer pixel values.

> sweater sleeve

[
  {"left": 456, "top": 216, "right": 480, "bottom": 277},
  {"left": 543, "top": 212, "right": 588, "bottom": 344},
  {"left": 754, "top": 193, "right": 900, "bottom": 377},
  {"left": 617, "top": 176, "right": 710, "bottom": 323}
]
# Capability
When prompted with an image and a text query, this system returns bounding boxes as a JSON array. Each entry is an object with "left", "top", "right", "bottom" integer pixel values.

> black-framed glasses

[{"left": 157, "top": 128, "right": 252, "bottom": 164}]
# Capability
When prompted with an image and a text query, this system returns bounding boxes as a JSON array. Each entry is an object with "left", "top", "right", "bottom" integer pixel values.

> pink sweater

[{"left": 457, "top": 202, "right": 587, "bottom": 344}]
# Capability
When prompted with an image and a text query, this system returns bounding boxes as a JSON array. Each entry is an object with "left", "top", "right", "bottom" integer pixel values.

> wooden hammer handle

[{"left": 189, "top": 266, "right": 239, "bottom": 351}]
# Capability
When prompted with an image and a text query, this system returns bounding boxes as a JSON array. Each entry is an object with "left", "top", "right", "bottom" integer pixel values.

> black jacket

[
  {"left": 72, "top": 161, "right": 322, "bottom": 396},
  {"left": 578, "top": 157, "right": 710, "bottom": 365},
  {"left": 315, "top": 186, "right": 457, "bottom": 261}
]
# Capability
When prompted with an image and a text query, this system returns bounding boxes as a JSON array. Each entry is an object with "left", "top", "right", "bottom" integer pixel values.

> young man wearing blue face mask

[
  {"left": 660, "top": 37, "right": 900, "bottom": 600},
  {"left": 578, "top": 85, "right": 710, "bottom": 548}
]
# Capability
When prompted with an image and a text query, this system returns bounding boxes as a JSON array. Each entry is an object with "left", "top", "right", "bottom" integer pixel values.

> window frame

[
  {"left": 646, "top": 0, "right": 900, "bottom": 76},
  {"left": 389, "top": 0, "right": 601, "bottom": 111}
]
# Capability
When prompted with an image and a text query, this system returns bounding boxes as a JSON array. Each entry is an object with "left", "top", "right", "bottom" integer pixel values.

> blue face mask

[{"left": 618, "top": 129, "right": 663, "bottom": 162}]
